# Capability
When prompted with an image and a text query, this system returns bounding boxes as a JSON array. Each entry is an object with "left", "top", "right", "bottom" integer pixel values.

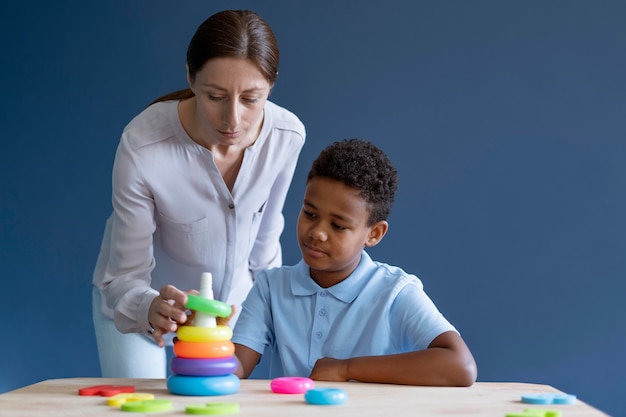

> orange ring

[{"left": 173, "top": 340, "right": 235, "bottom": 359}]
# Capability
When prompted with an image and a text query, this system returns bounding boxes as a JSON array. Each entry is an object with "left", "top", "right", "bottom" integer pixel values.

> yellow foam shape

[{"left": 106, "top": 392, "right": 154, "bottom": 406}]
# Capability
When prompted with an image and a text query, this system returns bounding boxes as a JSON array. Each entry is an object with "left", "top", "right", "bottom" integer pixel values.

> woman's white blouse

[{"left": 92, "top": 100, "right": 306, "bottom": 334}]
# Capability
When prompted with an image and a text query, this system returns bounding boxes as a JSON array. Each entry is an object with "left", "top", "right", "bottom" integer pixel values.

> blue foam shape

[
  {"left": 552, "top": 394, "right": 577, "bottom": 404},
  {"left": 521, "top": 393, "right": 576, "bottom": 405},
  {"left": 304, "top": 388, "right": 347, "bottom": 405}
]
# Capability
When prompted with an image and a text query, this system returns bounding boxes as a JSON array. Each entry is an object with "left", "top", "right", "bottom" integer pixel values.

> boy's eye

[
  {"left": 332, "top": 223, "right": 347, "bottom": 231},
  {"left": 302, "top": 209, "right": 316, "bottom": 218}
]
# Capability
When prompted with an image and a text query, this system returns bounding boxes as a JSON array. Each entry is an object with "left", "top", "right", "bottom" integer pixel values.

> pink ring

[{"left": 270, "top": 377, "right": 315, "bottom": 394}]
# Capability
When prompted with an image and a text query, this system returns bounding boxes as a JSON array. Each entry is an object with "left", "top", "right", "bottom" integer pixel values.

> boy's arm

[
  {"left": 309, "top": 331, "right": 477, "bottom": 387},
  {"left": 234, "top": 343, "right": 262, "bottom": 379}
]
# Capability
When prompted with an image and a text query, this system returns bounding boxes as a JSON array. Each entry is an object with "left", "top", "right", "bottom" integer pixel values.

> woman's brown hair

[{"left": 151, "top": 9, "right": 279, "bottom": 104}]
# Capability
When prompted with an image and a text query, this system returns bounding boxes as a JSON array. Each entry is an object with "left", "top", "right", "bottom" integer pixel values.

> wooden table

[{"left": 0, "top": 377, "right": 609, "bottom": 416}]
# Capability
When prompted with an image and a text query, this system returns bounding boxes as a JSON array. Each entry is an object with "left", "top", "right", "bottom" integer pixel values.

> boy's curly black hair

[{"left": 307, "top": 139, "right": 399, "bottom": 225}]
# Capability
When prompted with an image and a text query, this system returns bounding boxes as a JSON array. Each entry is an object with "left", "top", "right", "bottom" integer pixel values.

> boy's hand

[
  {"left": 217, "top": 305, "right": 236, "bottom": 326},
  {"left": 309, "top": 357, "right": 349, "bottom": 382}
]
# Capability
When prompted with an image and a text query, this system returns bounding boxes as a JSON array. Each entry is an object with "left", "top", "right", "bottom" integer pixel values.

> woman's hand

[{"left": 148, "top": 285, "right": 189, "bottom": 347}]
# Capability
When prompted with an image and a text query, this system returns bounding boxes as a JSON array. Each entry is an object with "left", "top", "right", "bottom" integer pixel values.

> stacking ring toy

[
  {"left": 185, "top": 402, "right": 240, "bottom": 415},
  {"left": 171, "top": 357, "right": 238, "bottom": 377},
  {"left": 186, "top": 295, "right": 232, "bottom": 318},
  {"left": 304, "top": 388, "right": 347, "bottom": 405},
  {"left": 167, "top": 374, "right": 240, "bottom": 396},
  {"left": 270, "top": 377, "right": 315, "bottom": 394},
  {"left": 121, "top": 399, "right": 173, "bottom": 413},
  {"left": 174, "top": 340, "right": 235, "bottom": 359},
  {"left": 178, "top": 325, "right": 233, "bottom": 342}
]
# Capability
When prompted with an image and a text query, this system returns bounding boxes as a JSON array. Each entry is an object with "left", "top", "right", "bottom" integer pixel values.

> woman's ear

[
  {"left": 365, "top": 220, "right": 388, "bottom": 247},
  {"left": 186, "top": 64, "right": 194, "bottom": 91}
]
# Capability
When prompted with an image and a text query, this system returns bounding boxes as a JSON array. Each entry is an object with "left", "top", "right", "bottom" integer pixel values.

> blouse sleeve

[
  {"left": 248, "top": 132, "right": 305, "bottom": 277},
  {"left": 98, "top": 133, "right": 158, "bottom": 334}
]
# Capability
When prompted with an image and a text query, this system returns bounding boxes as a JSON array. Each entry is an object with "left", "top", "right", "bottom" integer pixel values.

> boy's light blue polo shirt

[{"left": 232, "top": 251, "right": 457, "bottom": 378}]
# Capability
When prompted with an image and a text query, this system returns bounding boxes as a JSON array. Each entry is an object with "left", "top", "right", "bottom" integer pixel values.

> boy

[{"left": 232, "top": 139, "right": 477, "bottom": 386}]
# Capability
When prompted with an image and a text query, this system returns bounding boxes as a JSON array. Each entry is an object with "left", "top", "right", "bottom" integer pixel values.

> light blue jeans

[{"left": 92, "top": 287, "right": 172, "bottom": 378}]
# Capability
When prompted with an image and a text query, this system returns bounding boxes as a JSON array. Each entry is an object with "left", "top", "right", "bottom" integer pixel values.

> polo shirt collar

[{"left": 291, "top": 251, "right": 375, "bottom": 303}]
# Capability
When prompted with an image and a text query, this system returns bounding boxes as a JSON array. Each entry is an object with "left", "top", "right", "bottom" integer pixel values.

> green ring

[
  {"left": 185, "top": 295, "right": 232, "bottom": 318},
  {"left": 185, "top": 402, "right": 240, "bottom": 415}
]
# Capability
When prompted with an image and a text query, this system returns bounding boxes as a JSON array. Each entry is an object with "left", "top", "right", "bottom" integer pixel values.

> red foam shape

[{"left": 78, "top": 385, "right": 135, "bottom": 396}]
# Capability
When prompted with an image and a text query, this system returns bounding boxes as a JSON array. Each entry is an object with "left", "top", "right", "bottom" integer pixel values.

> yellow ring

[{"left": 177, "top": 325, "right": 233, "bottom": 342}]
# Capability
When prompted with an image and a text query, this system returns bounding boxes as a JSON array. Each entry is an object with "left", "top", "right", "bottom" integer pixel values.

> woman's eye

[
  {"left": 208, "top": 95, "right": 225, "bottom": 101},
  {"left": 242, "top": 97, "right": 259, "bottom": 104}
]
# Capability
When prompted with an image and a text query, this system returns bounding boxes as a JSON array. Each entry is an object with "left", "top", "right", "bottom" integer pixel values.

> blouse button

[{"left": 228, "top": 203, "right": 235, "bottom": 209}]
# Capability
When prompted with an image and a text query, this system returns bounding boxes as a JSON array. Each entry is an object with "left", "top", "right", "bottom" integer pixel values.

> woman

[{"left": 92, "top": 9, "right": 306, "bottom": 378}]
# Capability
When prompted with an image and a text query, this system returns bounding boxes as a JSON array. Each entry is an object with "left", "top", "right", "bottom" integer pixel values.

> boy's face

[{"left": 297, "top": 176, "right": 387, "bottom": 288}]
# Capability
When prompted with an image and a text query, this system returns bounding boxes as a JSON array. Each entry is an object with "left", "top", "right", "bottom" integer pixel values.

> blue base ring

[
  {"left": 167, "top": 374, "right": 240, "bottom": 396},
  {"left": 170, "top": 357, "right": 238, "bottom": 377},
  {"left": 304, "top": 388, "right": 347, "bottom": 405}
]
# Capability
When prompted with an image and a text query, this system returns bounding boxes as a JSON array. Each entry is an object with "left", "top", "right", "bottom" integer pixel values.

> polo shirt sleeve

[
  {"left": 389, "top": 281, "right": 458, "bottom": 352},
  {"left": 232, "top": 270, "right": 275, "bottom": 354}
]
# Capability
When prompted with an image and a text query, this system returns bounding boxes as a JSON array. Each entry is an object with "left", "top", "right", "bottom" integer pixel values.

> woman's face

[{"left": 187, "top": 57, "right": 271, "bottom": 148}]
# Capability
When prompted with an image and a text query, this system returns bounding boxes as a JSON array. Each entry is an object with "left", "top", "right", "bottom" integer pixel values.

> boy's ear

[{"left": 365, "top": 220, "right": 388, "bottom": 247}]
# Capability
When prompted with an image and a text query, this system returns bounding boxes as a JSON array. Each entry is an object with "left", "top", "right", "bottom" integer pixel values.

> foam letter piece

[
  {"left": 106, "top": 393, "right": 155, "bottom": 407},
  {"left": 121, "top": 399, "right": 173, "bottom": 413},
  {"left": 78, "top": 384, "right": 135, "bottom": 396},
  {"left": 521, "top": 393, "right": 576, "bottom": 405},
  {"left": 304, "top": 388, "right": 347, "bottom": 405},
  {"left": 185, "top": 402, "right": 240, "bottom": 415}
]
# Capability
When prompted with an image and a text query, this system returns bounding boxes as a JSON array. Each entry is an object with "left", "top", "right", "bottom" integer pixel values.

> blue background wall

[{"left": 1, "top": 1, "right": 624, "bottom": 415}]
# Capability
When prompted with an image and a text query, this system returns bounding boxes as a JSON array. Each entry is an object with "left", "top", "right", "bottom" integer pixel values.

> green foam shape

[
  {"left": 185, "top": 402, "right": 240, "bottom": 415},
  {"left": 121, "top": 399, "right": 173, "bottom": 413}
]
